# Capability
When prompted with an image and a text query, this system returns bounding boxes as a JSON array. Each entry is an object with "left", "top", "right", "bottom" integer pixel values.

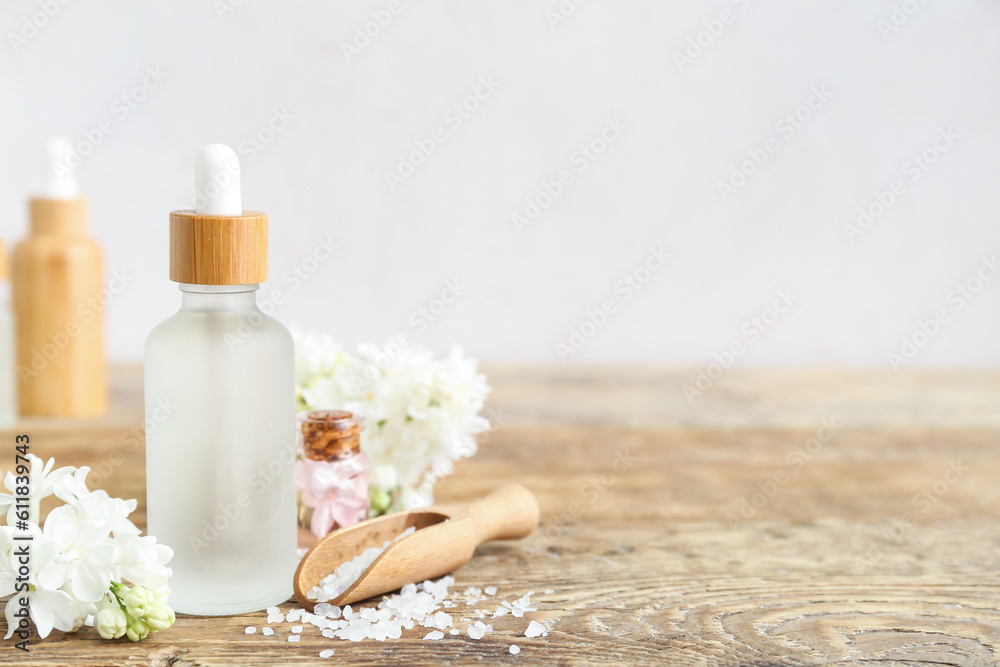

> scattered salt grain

[
  {"left": 484, "top": 586, "right": 497, "bottom": 596},
  {"left": 291, "top": 625, "right": 303, "bottom": 634},
  {"left": 525, "top": 620, "right": 548, "bottom": 638},
  {"left": 267, "top": 614, "right": 283, "bottom": 624},
  {"left": 423, "top": 631, "right": 444, "bottom": 640},
  {"left": 319, "top": 649, "right": 334, "bottom": 658},
  {"left": 244, "top": 626, "right": 256, "bottom": 634},
  {"left": 510, "top": 593, "right": 536, "bottom": 618},
  {"left": 467, "top": 621, "right": 489, "bottom": 639},
  {"left": 288, "top": 635, "right": 300, "bottom": 643},
  {"left": 544, "top": 589, "right": 553, "bottom": 594},
  {"left": 266, "top": 606, "right": 280, "bottom": 615},
  {"left": 510, "top": 644, "right": 521, "bottom": 655},
  {"left": 449, "top": 628, "right": 460, "bottom": 635},
  {"left": 262, "top": 627, "right": 274, "bottom": 636}
]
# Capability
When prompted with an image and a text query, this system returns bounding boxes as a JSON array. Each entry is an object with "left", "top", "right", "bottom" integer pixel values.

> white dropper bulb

[
  {"left": 40, "top": 136, "right": 80, "bottom": 199},
  {"left": 194, "top": 144, "right": 242, "bottom": 215}
]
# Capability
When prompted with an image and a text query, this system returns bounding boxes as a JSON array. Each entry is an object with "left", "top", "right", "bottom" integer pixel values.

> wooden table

[{"left": 3, "top": 366, "right": 999, "bottom": 666}]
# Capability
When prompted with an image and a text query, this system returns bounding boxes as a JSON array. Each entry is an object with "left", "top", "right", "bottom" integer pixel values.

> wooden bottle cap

[
  {"left": 30, "top": 197, "right": 88, "bottom": 235},
  {"left": 169, "top": 210, "right": 267, "bottom": 285}
]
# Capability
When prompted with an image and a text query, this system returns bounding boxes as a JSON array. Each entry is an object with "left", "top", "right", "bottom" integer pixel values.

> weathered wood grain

[{"left": 0, "top": 366, "right": 998, "bottom": 666}]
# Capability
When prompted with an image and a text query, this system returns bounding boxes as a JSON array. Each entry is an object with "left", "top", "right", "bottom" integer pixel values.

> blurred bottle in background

[{"left": 13, "top": 137, "right": 106, "bottom": 417}]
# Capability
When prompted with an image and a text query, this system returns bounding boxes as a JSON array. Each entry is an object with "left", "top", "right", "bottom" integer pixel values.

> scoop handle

[{"left": 465, "top": 484, "right": 540, "bottom": 545}]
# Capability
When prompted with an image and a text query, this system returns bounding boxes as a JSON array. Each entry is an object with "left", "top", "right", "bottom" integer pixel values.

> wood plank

[{"left": 0, "top": 366, "right": 997, "bottom": 665}]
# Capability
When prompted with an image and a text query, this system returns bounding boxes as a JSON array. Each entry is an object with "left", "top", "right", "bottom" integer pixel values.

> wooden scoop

[{"left": 293, "top": 484, "right": 540, "bottom": 611}]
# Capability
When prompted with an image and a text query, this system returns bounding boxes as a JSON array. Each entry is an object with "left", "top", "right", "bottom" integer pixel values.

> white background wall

[{"left": 2, "top": 0, "right": 998, "bottom": 367}]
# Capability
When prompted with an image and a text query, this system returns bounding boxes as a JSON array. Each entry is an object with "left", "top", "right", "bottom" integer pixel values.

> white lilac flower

[
  {"left": 39, "top": 505, "right": 119, "bottom": 603},
  {"left": 294, "top": 332, "right": 491, "bottom": 510},
  {"left": 0, "top": 525, "right": 81, "bottom": 639},
  {"left": 113, "top": 534, "right": 173, "bottom": 588},
  {"left": 0, "top": 454, "right": 75, "bottom": 525}
]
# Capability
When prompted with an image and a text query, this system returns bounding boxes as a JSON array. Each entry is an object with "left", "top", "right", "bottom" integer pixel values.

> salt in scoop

[{"left": 293, "top": 484, "right": 540, "bottom": 610}]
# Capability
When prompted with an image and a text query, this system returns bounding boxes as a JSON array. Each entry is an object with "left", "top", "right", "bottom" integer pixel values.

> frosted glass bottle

[
  {"left": 144, "top": 283, "right": 297, "bottom": 614},
  {"left": 145, "top": 143, "right": 296, "bottom": 615}
]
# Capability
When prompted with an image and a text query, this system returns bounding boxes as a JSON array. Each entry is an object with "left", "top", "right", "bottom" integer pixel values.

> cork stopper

[
  {"left": 298, "top": 410, "right": 362, "bottom": 461},
  {"left": 169, "top": 144, "right": 267, "bottom": 285},
  {"left": 169, "top": 210, "right": 267, "bottom": 284}
]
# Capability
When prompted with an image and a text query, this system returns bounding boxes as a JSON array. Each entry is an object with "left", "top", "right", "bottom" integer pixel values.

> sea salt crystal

[
  {"left": 511, "top": 594, "right": 536, "bottom": 618},
  {"left": 468, "top": 621, "right": 488, "bottom": 639},
  {"left": 510, "top": 644, "right": 521, "bottom": 655},
  {"left": 267, "top": 614, "right": 283, "bottom": 624},
  {"left": 544, "top": 589, "right": 554, "bottom": 594},
  {"left": 464, "top": 587, "right": 481, "bottom": 597},
  {"left": 484, "top": 586, "right": 497, "bottom": 596},
  {"left": 244, "top": 626, "right": 256, "bottom": 634},
  {"left": 262, "top": 628, "right": 274, "bottom": 636},
  {"left": 315, "top": 603, "right": 341, "bottom": 619},
  {"left": 432, "top": 611, "right": 452, "bottom": 628},
  {"left": 423, "top": 631, "right": 444, "bottom": 640},
  {"left": 319, "top": 649, "right": 334, "bottom": 658},
  {"left": 267, "top": 606, "right": 280, "bottom": 615},
  {"left": 288, "top": 635, "right": 300, "bottom": 643},
  {"left": 493, "top": 606, "right": 509, "bottom": 618},
  {"left": 291, "top": 625, "right": 303, "bottom": 634},
  {"left": 449, "top": 628, "right": 460, "bottom": 635},
  {"left": 525, "top": 620, "right": 547, "bottom": 638}
]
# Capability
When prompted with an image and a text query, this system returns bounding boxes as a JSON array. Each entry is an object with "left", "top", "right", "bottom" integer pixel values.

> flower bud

[
  {"left": 125, "top": 616, "right": 150, "bottom": 642},
  {"left": 124, "top": 585, "right": 156, "bottom": 618},
  {"left": 149, "top": 584, "right": 171, "bottom": 603},
  {"left": 96, "top": 607, "right": 128, "bottom": 639},
  {"left": 145, "top": 602, "right": 175, "bottom": 632}
]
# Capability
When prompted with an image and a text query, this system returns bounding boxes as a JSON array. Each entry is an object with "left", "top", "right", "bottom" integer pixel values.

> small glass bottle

[
  {"left": 145, "top": 144, "right": 297, "bottom": 615},
  {"left": 296, "top": 410, "right": 369, "bottom": 543}
]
